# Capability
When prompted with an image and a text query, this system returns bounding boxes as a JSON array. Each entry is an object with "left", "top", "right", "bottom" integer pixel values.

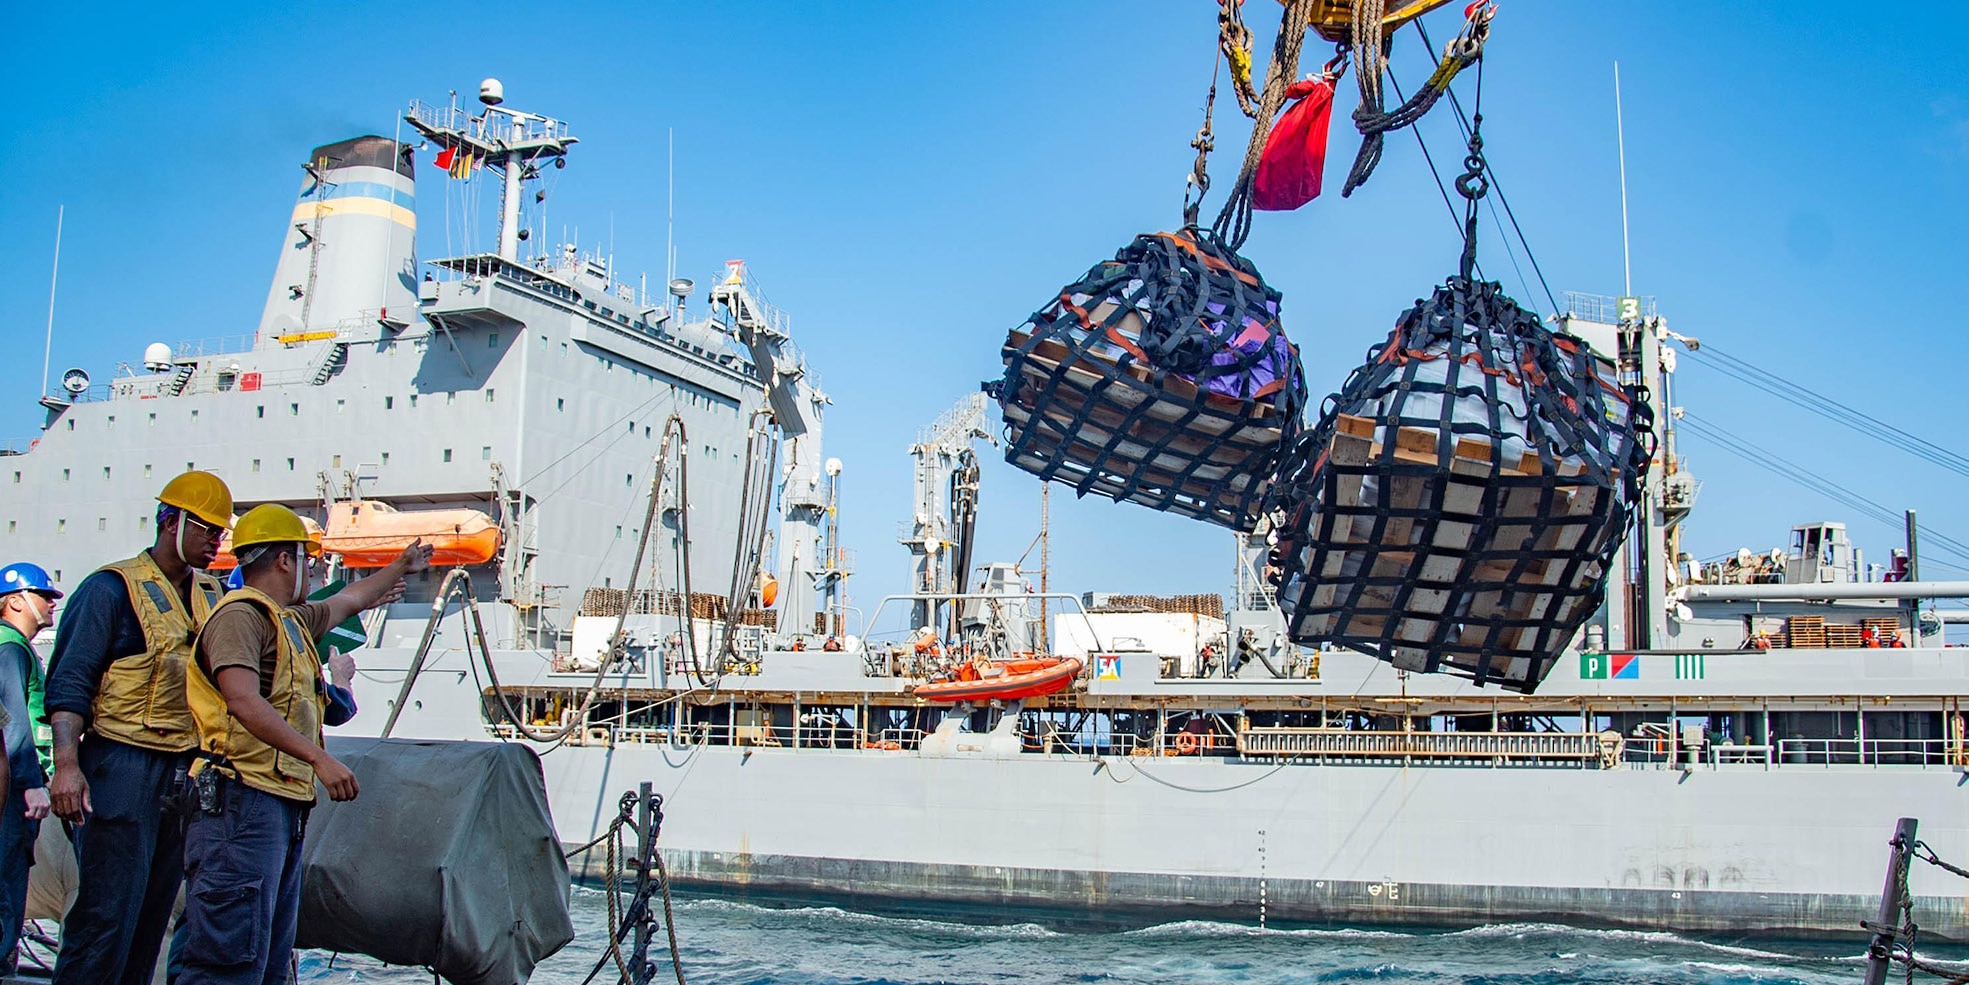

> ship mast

[{"left": 405, "top": 79, "right": 577, "bottom": 261}]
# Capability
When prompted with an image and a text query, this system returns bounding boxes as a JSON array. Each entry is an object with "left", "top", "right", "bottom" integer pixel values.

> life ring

[{"left": 1174, "top": 732, "right": 1202, "bottom": 755}]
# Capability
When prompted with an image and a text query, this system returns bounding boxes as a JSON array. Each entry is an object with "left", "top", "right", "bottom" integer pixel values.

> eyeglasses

[{"left": 180, "top": 514, "right": 220, "bottom": 540}]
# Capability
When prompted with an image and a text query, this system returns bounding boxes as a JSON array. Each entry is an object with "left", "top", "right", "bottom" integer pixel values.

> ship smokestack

[{"left": 257, "top": 136, "right": 416, "bottom": 342}]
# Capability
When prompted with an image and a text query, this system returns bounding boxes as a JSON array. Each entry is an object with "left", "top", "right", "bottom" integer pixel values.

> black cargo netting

[
  {"left": 1269, "top": 277, "right": 1656, "bottom": 693},
  {"left": 988, "top": 229, "right": 1305, "bottom": 532}
]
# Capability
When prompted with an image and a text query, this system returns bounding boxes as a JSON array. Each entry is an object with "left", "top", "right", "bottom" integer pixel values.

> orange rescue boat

[
  {"left": 321, "top": 500, "right": 501, "bottom": 568},
  {"left": 206, "top": 515, "right": 324, "bottom": 571},
  {"left": 910, "top": 656, "right": 1083, "bottom": 703}
]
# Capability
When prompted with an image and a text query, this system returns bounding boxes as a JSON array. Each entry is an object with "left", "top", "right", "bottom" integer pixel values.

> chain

[
  {"left": 1453, "top": 60, "right": 1487, "bottom": 280},
  {"left": 1914, "top": 841, "right": 1969, "bottom": 880}
]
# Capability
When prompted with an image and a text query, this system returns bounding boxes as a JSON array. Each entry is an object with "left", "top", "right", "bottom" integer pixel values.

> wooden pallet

[
  {"left": 1785, "top": 615, "right": 1827, "bottom": 649},
  {"left": 1823, "top": 623, "right": 1864, "bottom": 648}
]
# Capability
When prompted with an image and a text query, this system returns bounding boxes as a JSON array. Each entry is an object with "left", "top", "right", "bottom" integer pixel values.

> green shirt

[{"left": 0, "top": 624, "right": 51, "bottom": 778}]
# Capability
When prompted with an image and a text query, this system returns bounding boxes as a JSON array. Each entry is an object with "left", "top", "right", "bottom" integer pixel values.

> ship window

[
  {"left": 481, "top": 446, "right": 491, "bottom": 461},
  {"left": 336, "top": 399, "right": 345, "bottom": 414},
  {"left": 138, "top": 516, "right": 147, "bottom": 530},
  {"left": 290, "top": 403, "right": 299, "bottom": 416},
  {"left": 255, "top": 406, "right": 263, "bottom": 420},
  {"left": 538, "top": 335, "right": 546, "bottom": 352},
  {"left": 488, "top": 332, "right": 499, "bottom": 349},
  {"left": 409, "top": 394, "right": 418, "bottom": 408},
  {"left": 626, "top": 474, "right": 633, "bottom": 487},
  {"left": 150, "top": 413, "right": 157, "bottom": 427},
  {"left": 381, "top": 452, "right": 389, "bottom": 466},
  {"left": 447, "top": 393, "right": 456, "bottom": 405},
  {"left": 144, "top": 465, "right": 151, "bottom": 478},
  {"left": 286, "top": 458, "right": 294, "bottom": 471},
  {"left": 615, "top": 526, "right": 622, "bottom": 539},
  {"left": 561, "top": 342, "right": 568, "bottom": 358},
  {"left": 57, "top": 520, "right": 65, "bottom": 534},
  {"left": 385, "top": 396, "right": 394, "bottom": 410},
  {"left": 102, "top": 467, "right": 110, "bottom": 480},
  {"left": 106, "top": 416, "right": 114, "bottom": 429},
  {"left": 62, "top": 469, "right": 69, "bottom": 482},
  {"left": 191, "top": 409, "right": 199, "bottom": 422},
  {"left": 485, "top": 389, "right": 495, "bottom": 403},
  {"left": 66, "top": 420, "right": 73, "bottom": 431},
  {"left": 443, "top": 449, "right": 453, "bottom": 463},
  {"left": 97, "top": 518, "right": 105, "bottom": 532},
  {"left": 557, "top": 398, "right": 564, "bottom": 411},
  {"left": 644, "top": 426, "right": 651, "bottom": 439},
  {"left": 186, "top": 462, "right": 193, "bottom": 472},
  {"left": 332, "top": 455, "right": 342, "bottom": 468},
  {"left": 252, "top": 459, "right": 261, "bottom": 473},
  {"left": 627, "top": 421, "right": 635, "bottom": 434}
]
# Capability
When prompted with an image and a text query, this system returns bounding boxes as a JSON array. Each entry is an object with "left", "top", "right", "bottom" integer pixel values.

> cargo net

[
  {"left": 1269, "top": 277, "right": 1655, "bottom": 693},
  {"left": 990, "top": 229, "right": 1305, "bottom": 532}
]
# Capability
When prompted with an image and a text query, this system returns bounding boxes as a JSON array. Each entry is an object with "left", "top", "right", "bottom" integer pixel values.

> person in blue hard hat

[{"left": 0, "top": 563, "right": 58, "bottom": 973}]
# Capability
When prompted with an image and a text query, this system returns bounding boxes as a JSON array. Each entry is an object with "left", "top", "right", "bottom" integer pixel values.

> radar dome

[
  {"left": 479, "top": 78, "right": 504, "bottom": 106},
  {"left": 143, "top": 342, "right": 173, "bottom": 372}
]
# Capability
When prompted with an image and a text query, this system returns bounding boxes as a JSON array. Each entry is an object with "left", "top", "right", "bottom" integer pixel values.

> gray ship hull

[{"left": 355, "top": 653, "right": 1968, "bottom": 941}]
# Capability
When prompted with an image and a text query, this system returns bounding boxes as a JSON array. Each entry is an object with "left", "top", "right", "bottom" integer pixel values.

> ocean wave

[
  {"left": 1123, "top": 919, "right": 1412, "bottom": 941},
  {"left": 667, "top": 897, "right": 1064, "bottom": 939},
  {"left": 1442, "top": 922, "right": 1809, "bottom": 962}
]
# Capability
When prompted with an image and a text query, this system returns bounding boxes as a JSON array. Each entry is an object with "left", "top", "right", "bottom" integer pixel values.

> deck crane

[
  {"left": 708, "top": 261, "right": 831, "bottom": 638},
  {"left": 900, "top": 393, "right": 994, "bottom": 638}
]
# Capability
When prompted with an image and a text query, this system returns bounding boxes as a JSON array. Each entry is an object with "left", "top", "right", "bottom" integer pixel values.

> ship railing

[
  {"left": 1238, "top": 727, "right": 1620, "bottom": 767},
  {"left": 1775, "top": 736, "right": 1960, "bottom": 768},
  {"left": 174, "top": 333, "right": 259, "bottom": 360}
]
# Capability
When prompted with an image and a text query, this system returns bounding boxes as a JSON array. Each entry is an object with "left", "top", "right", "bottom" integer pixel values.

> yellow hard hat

[
  {"left": 229, "top": 504, "right": 322, "bottom": 557},
  {"left": 158, "top": 471, "right": 234, "bottom": 530}
]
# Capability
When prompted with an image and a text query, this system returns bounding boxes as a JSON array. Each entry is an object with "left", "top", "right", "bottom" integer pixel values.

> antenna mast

[
  {"left": 41, "top": 205, "right": 63, "bottom": 398},
  {"left": 1614, "top": 62, "right": 1632, "bottom": 297}
]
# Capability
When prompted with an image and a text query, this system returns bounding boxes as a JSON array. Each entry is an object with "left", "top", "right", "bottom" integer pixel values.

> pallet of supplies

[
  {"left": 990, "top": 229, "right": 1305, "bottom": 532},
  {"left": 1268, "top": 276, "right": 1654, "bottom": 693}
]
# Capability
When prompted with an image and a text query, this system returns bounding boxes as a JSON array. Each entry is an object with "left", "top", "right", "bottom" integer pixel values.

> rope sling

[
  {"left": 1265, "top": 63, "right": 1656, "bottom": 693},
  {"left": 988, "top": 0, "right": 1312, "bottom": 532}
]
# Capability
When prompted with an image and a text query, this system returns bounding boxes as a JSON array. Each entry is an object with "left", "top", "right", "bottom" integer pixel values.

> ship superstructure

[{"left": 3, "top": 83, "right": 1965, "bottom": 943}]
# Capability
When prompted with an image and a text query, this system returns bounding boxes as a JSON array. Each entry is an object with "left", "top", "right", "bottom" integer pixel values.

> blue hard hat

[{"left": 0, "top": 563, "right": 63, "bottom": 600}]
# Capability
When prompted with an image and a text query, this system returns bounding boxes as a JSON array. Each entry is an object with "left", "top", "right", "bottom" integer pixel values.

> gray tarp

[{"left": 296, "top": 737, "right": 575, "bottom": 985}]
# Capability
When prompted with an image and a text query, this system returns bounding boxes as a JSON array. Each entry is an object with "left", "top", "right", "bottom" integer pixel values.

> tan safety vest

[
  {"left": 187, "top": 588, "right": 327, "bottom": 802},
  {"left": 90, "top": 553, "right": 223, "bottom": 752}
]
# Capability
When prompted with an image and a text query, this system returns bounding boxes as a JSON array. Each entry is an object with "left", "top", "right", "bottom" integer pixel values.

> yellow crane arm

[{"left": 1291, "top": 0, "right": 1459, "bottom": 45}]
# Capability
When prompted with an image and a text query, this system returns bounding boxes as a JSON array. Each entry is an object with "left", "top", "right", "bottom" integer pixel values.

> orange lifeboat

[
  {"left": 321, "top": 500, "right": 501, "bottom": 569},
  {"left": 206, "top": 515, "right": 324, "bottom": 571},
  {"left": 909, "top": 656, "right": 1083, "bottom": 703}
]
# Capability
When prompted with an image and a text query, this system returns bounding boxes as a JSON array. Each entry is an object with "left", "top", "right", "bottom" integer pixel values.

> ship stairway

[
  {"left": 164, "top": 363, "right": 196, "bottom": 397},
  {"left": 311, "top": 342, "right": 349, "bottom": 385}
]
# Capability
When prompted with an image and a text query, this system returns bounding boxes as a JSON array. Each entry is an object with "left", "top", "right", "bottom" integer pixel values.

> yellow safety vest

[
  {"left": 186, "top": 588, "right": 327, "bottom": 802},
  {"left": 89, "top": 553, "right": 224, "bottom": 752}
]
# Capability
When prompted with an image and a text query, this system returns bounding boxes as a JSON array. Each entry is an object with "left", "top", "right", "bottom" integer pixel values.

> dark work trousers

[
  {"left": 177, "top": 779, "right": 307, "bottom": 985},
  {"left": 0, "top": 788, "right": 38, "bottom": 972},
  {"left": 51, "top": 738, "right": 189, "bottom": 985}
]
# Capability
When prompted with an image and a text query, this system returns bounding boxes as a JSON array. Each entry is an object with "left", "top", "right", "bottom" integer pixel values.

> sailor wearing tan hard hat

[
  {"left": 177, "top": 504, "right": 429, "bottom": 985},
  {"left": 42, "top": 471, "right": 232, "bottom": 985}
]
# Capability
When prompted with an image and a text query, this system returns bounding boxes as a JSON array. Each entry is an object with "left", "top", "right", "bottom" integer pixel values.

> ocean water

[{"left": 293, "top": 888, "right": 1934, "bottom": 985}]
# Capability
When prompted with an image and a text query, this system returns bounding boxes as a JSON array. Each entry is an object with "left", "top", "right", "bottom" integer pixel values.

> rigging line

[
  {"left": 1413, "top": 20, "right": 1561, "bottom": 316},
  {"left": 1687, "top": 356, "right": 1969, "bottom": 485},
  {"left": 518, "top": 387, "right": 675, "bottom": 488},
  {"left": 1682, "top": 345, "right": 1969, "bottom": 478},
  {"left": 1385, "top": 67, "right": 1493, "bottom": 287},
  {"left": 1679, "top": 413, "right": 1969, "bottom": 569}
]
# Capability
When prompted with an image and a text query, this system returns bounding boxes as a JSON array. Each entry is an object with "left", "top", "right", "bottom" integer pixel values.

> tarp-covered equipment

[
  {"left": 1268, "top": 276, "right": 1653, "bottom": 692},
  {"left": 296, "top": 737, "right": 575, "bottom": 985},
  {"left": 990, "top": 229, "right": 1305, "bottom": 531}
]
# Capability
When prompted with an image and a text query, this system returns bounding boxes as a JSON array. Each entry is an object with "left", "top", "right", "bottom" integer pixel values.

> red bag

[{"left": 1252, "top": 76, "right": 1337, "bottom": 211}]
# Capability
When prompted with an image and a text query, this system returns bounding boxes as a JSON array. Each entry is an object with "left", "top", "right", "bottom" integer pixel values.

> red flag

[
  {"left": 1252, "top": 76, "right": 1337, "bottom": 211},
  {"left": 434, "top": 146, "right": 456, "bottom": 173}
]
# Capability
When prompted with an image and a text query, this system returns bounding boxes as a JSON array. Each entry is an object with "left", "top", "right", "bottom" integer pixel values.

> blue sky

[{"left": 4, "top": 2, "right": 1966, "bottom": 632}]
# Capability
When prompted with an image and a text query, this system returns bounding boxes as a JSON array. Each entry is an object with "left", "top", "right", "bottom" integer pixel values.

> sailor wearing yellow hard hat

[
  {"left": 177, "top": 504, "right": 430, "bottom": 985},
  {"left": 43, "top": 471, "right": 233, "bottom": 985}
]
